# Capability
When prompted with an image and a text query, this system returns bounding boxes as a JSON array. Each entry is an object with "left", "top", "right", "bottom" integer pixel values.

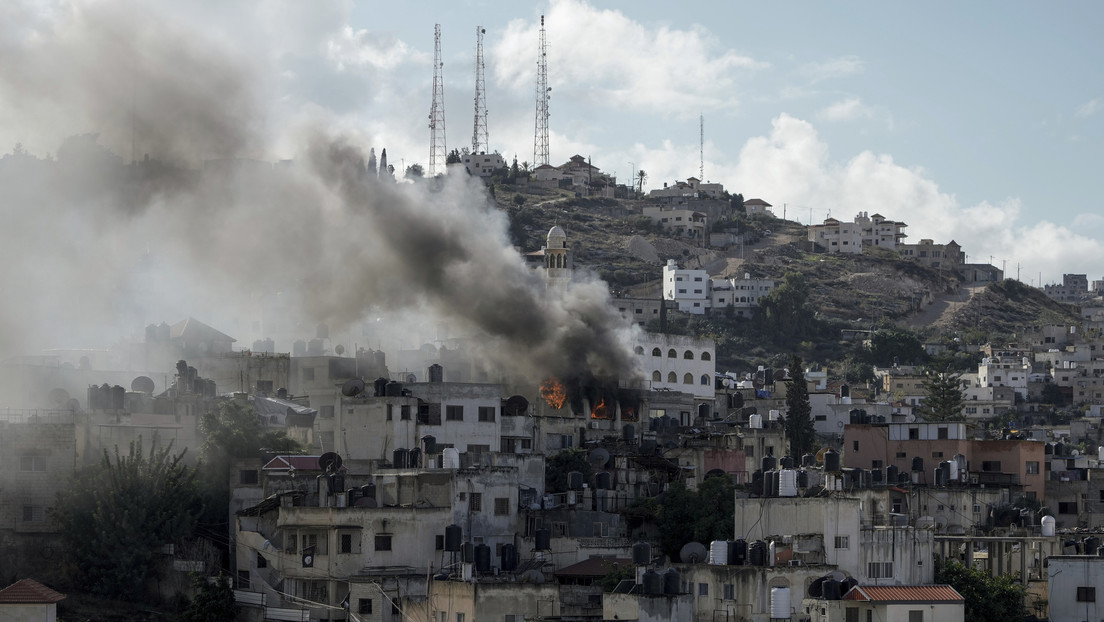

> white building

[
  {"left": 461, "top": 151, "right": 505, "bottom": 178},
  {"left": 710, "top": 273, "right": 775, "bottom": 317},
  {"left": 633, "top": 332, "right": 715, "bottom": 401},
  {"left": 663, "top": 260, "right": 710, "bottom": 314},
  {"left": 976, "top": 355, "right": 1030, "bottom": 400},
  {"left": 642, "top": 206, "right": 707, "bottom": 243},
  {"left": 808, "top": 212, "right": 907, "bottom": 254},
  {"left": 1048, "top": 555, "right": 1104, "bottom": 622},
  {"left": 663, "top": 260, "right": 774, "bottom": 316}
]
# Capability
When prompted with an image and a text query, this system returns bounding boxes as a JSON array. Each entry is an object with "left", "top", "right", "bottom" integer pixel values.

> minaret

[
  {"left": 543, "top": 225, "right": 570, "bottom": 284},
  {"left": 379, "top": 149, "right": 390, "bottom": 180}
]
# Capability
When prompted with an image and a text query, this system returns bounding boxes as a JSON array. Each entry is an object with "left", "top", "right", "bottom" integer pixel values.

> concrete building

[
  {"left": 662, "top": 260, "right": 710, "bottom": 314},
  {"left": 0, "top": 579, "right": 66, "bottom": 622},
  {"left": 643, "top": 206, "right": 707, "bottom": 243},
  {"left": 633, "top": 333, "right": 716, "bottom": 402},
  {"left": 1044, "top": 273, "right": 1089, "bottom": 303},
  {"left": 1048, "top": 555, "right": 1104, "bottom": 622},
  {"left": 808, "top": 212, "right": 907, "bottom": 254},
  {"left": 460, "top": 151, "right": 505, "bottom": 178},
  {"left": 898, "top": 239, "right": 964, "bottom": 270},
  {"left": 805, "top": 584, "right": 964, "bottom": 622},
  {"left": 742, "top": 198, "right": 773, "bottom": 215},
  {"left": 648, "top": 177, "right": 725, "bottom": 200},
  {"left": 662, "top": 260, "right": 774, "bottom": 317}
]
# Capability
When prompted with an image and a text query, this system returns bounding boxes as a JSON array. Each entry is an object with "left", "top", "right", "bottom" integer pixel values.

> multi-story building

[
  {"left": 633, "top": 333, "right": 715, "bottom": 402},
  {"left": 807, "top": 212, "right": 907, "bottom": 254},
  {"left": 642, "top": 206, "right": 707, "bottom": 243},
  {"left": 460, "top": 151, "right": 505, "bottom": 178},
  {"left": 898, "top": 238, "right": 965, "bottom": 270},
  {"left": 1044, "top": 273, "right": 1089, "bottom": 303},
  {"left": 662, "top": 260, "right": 774, "bottom": 317}
]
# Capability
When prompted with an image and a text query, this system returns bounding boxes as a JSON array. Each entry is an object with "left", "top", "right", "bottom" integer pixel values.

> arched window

[
  {"left": 683, "top": 373, "right": 694, "bottom": 384},
  {"left": 667, "top": 372, "right": 678, "bottom": 383},
  {"left": 667, "top": 349, "right": 677, "bottom": 358},
  {"left": 652, "top": 370, "right": 662, "bottom": 382},
  {"left": 634, "top": 346, "right": 644, "bottom": 355},
  {"left": 701, "top": 352, "right": 711, "bottom": 361},
  {"left": 701, "top": 374, "right": 710, "bottom": 385},
  {"left": 652, "top": 347, "right": 662, "bottom": 357},
  {"left": 684, "top": 350, "right": 694, "bottom": 360}
]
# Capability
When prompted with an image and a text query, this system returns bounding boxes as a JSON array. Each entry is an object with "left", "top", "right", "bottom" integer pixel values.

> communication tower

[
  {"left": 429, "top": 24, "right": 447, "bottom": 176},
  {"left": 533, "top": 15, "right": 550, "bottom": 167},
  {"left": 472, "top": 27, "right": 489, "bottom": 154}
]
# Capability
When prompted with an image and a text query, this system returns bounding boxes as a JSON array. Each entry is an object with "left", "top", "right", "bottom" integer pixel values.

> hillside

[{"left": 499, "top": 189, "right": 1083, "bottom": 351}]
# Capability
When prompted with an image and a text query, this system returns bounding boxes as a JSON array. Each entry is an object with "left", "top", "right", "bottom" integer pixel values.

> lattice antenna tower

[
  {"left": 533, "top": 15, "right": 550, "bottom": 167},
  {"left": 429, "top": 24, "right": 447, "bottom": 176},
  {"left": 699, "top": 114, "right": 704, "bottom": 180},
  {"left": 472, "top": 26, "right": 489, "bottom": 154}
]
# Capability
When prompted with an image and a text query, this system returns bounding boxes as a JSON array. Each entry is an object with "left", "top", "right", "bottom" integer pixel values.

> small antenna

[{"left": 699, "top": 113, "right": 704, "bottom": 180}]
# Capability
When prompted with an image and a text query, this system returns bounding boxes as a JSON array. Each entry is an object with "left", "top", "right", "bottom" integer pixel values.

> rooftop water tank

[
  {"left": 444, "top": 524, "right": 462, "bottom": 552},
  {"left": 663, "top": 568, "right": 681, "bottom": 594},
  {"left": 642, "top": 570, "right": 662, "bottom": 595},
  {"left": 770, "top": 587, "right": 791, "bottom": 620},
  {"left": 824, "top": 449, "right": 840, "bottom": 472},
  {"left": 632, "top": 541, "right": 651, "bottom": 566},
  {"left": 442, "top": 448, "right": 460, "bottom": 469},
  {"left": 778, "top": 469, "right": 798, "bottom": 497},
  {"left": 1042, "top": 515, "right": 1056, "bottom": 537},
  {"left": 709, "top": 540, "right": 729, "bottom": 565}
]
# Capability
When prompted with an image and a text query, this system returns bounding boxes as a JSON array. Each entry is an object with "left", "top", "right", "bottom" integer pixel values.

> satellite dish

[
  {"left": 588, "top": 448, "right": 610, "bottom": 469},
  {"left": 335, "top": 345, "right": 345, "bottom": 356},
  {"left": 318, "top": 452, "right": 343, "bottom": 473},
  {"left": 341, "top": 378, "right": 365, "bottom": 397},
  {"left": 680, "top": 542, "right": 708, "bottom": 564},
  {"left": 131, "top": 376, "right": 155, "bottom": 393},
  {"left": 504, "top": 395, "right": 529, "bottom": 417},
  {"left": 48, "top": 388, "right": 70, "bottom": 406}
]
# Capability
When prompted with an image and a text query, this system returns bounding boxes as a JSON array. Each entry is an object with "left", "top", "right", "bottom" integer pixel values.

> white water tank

[
  {"left": 749, "top": 414, "right": 763, "bottom": 428},
  {"left": 1042, "top": 515, "right": 1056, "bottom": 537},
  {"left": 770, "top": 586, "right": 791, "bottom": 619},
  {"left": 709, "top": 540, "right": 729, "bottom": 565},
  {"left": 1098, "top": 445, "right": 1104, "bottom": 462},
  {"left": 443, "top": 447, "right": 460, "bottom": 469},
  {"left": 778, "top": 469, "right": 798, "bottom": 497},
  {"left": 768, "top": 409, "right": 781, "bottom": 421}
]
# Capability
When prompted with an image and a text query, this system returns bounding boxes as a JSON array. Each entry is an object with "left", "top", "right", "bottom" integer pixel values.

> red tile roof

[
  {"left": 0, "top": 579, "right": 66, "bottom": 604},
  {"left": 843, "top": 585, "right": 963, "bottom": 603}
]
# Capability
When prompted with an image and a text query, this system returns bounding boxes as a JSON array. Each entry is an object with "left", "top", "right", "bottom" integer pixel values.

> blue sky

[{"left": 3, "top": 0, "right": 1103, "bottom": 285}]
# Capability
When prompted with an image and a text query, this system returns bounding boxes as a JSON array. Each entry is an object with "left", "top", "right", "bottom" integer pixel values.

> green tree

[
  {"left": 1040, "top": 382, "right": 1065, "bottom": 405},
  {"left": 731, "top": 193, "right": 745, "bottom": 212},
  {"left": 656, "top": 476, "right": 735, "bottom": 560},
  {"left": 784, "top": 355, "right": 816, "bottom": 457},
  {"left": 869, "top": 328, "right": 927, "bottom": 367},
  {"left": 446, "top": 148, "right": 462, "bottom": 164},
  {"left": 52, "top": 440, "right": 203, "bottom": 599},
  {"left": 180, "top": 573, "right": 237, "bottom": 622},
  {"left": 916, "top": 362, "right": 965, "bottom": 421},
  {"left": 935, "top": 558, "right": 1025, "bottom": 622},
  {"left": 404, "top": 163, "right": 424, "bottom": 179},
  {"left": 636, "top": 169, "right": 647, "bottom": 194},
  {"left": 656, "top": 482, "right": 697, "bottom": 560},
  {"left": 545, "top": 448, "right": 592, "bottom": 493},
  {"left": 755, "top": 271, "right": 816, "bottom": 343}
]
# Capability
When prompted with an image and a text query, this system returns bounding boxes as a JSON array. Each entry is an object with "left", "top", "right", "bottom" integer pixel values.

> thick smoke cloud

[{"left": 0, "top": 1, "right": 639, "bottom": 384}]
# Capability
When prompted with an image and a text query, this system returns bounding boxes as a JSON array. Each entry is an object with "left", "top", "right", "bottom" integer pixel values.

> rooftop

[
  {"left": 0, "top": 579, "right": 66, "bottom": 604},
  {"left": 843, "top": 584, "right": 963, "bottom": 603}
]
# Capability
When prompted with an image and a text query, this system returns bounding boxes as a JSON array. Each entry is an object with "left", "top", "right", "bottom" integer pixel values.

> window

[
  {"left": 896, "top": 452, "right": 907, "bottom": 458},
  {"left": 652, "top": 348, "right": 662, "bottom": 356},
  {"left": 386, "top": 404, "right": 393, "bottom": 421},
  {"left": 358, "top": 599, "right": 373, "bottom": 614},
  {"left": 907, "top": 611, "right": 923, "bottom": 622},
  {"left": 937, "top": 427, "right": 948, "bottom": 439},
  {"left": 701, "top": 375, "right": 710, "bottom": 385},
  {"left": 723, "top": 583, "right": 734, "bottom": 600},
  {"left": 668, "top": 349, "right": 677, "bottom": 358},
  {"left": 1059, "top": 501, "right": 1078, "bottom": 514},
  {"left": 872, "top": 460, "right": 883, "bottom": 469},
  {"left": 446, "top": 405, "right": 464, "bottom": 421},
  {"left": 455, "top": 614, "right": 464, "bottom": 622},
  {"left": 744, "top": 445, "right": 755, "bottom": 457},
  {"left": 470, "top": 493, "right": 482, "bottom": 512},
  {"left": 478, "top": 406, "right": 496, "bottom": 422},
  {"left": 845, "top": 608, "right": 859, "bottom": 622},
  {"left": 834, "top": 536, "right": 849, "bottom": 549},
  {"left": 302, "top": 367, "right": 315, "bottom": 382},
  {"left": 399, "top": 404, "right": 411, "bottom": 420},
  {"left": 867, "top": 561, "right": 893, "bottom": 579},
  {"left": 1026, "top": 461, "right": 1039, "bottom": 474},
  {"left": 237, "top": 570, "right": 250, "bottom": 590},
  {"left": 652, "top": 371, "right": 661, "bottom": 382},
  {"left": 22, "top": 506, "right": 43, "bottom": 522},
  {"left": 684, "top": 350, "right": 694, "bottom": 359},
  {"left": 256, "top": 552, "right": 267, "bottom": 568},
  {"left": 908, "top": 427, "right": 919, "bottom": 440},
  {"left": 668, "top": 372, "right": 677, "bottom": 383},
  {"left": 374, "top": 535, "right": 392, "bottom": 551},
  {"left": 340, "top": 534, "right": 353, "bottom": 554},
  {"left": 494, "top": 497, "right": 510, "bottom": 516},
  {"left": 981, "top": 461, "right": 1002, "bottom": 472},
  {"left": 240, "top": 469, "right": 259, "bottom": 485},
  {"left": 853, "top": 440, "right": 859, "bottom": 451},
  {"left": 683, "top": 373, "right": 693, "bottom": 384},
  {"left": 1077, "top": 586, "right": 1096, "bottom": 602},
  {"left": 19, "top": 456, "right": 45, "bottom": 472},
  {"left": 320, "top": 404, "right": 334, "bottom": 418},
  {"left": 634, "top": 346, "right": 644, "bottom": 354},
  {"left": 702, "top": 352, "right": 711, "bottom": 361},
  {"left": 932, "top": 451, "right": 944, "bottom": 458},
  {"left": 698, "top": 583, "right": 708, "bottom": 596}
]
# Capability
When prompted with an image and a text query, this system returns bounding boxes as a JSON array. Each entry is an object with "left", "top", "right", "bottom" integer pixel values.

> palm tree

[{"left": 636, "top": 169, "right": 648, "bottom": 195}]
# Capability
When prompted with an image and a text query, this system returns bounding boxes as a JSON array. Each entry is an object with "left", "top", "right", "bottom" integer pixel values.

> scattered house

[
  {"left": 648, "top": 177, "right": 725, "bottom": 200},
  {"left": 461, "top": 151, "right": 506, "bottom": 178},
  {"left": 806, "top": 584, "right": 965, "bottom": 622},
  {"left": 641, "top": 206, "right": 707, "bottom": 243},
  {"left": 743, "top": 198, "right": 773, "bottom": 215},
  {"left": 1044, "top": 273, "right": 1090, "bottom": 303},
  {"left": 0, "top": 579, "right": 66, "bottom": 622},
  {"left": 662, "top": 260, "right": 774, "bottom": 317},
  {"left": 898, "top": 239, "right": 965, "bottom": 270},
  {"left": 808, "top": 212, "right": 908, "bottom": 254}
]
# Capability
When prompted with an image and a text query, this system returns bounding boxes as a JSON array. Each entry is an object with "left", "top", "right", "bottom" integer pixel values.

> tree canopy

[
  {"left": 656, "top": 476, "right": 735, "bottom": 560},
  {"left": 784, "top": 355, "right": 816, "bottom": 457},
  {"left": 755, "top": 271, "right": 818, "bottom": 344},
  {"left": 935, "top": 558, "right": 1024, "bottom": 622},
  {"left": 916, "top": 361, "right": 966, "bottom": 421},
  {"left": 52, "top": 440, "right": 203, "bottom": 599}
]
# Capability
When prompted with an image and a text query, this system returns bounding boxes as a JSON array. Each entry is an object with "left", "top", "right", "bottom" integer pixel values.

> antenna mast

[
  {"left": 472, "top": 26, "right": 488, "bottom": 154},
  {"left": 699, "top": 114, "right": 704, "bottom": 180},
  {"left": 533, "top": 15, "right": 550, "bottom": 167},
  {"left": 429, "top": 24, "right": 447, "bottom": 176}
]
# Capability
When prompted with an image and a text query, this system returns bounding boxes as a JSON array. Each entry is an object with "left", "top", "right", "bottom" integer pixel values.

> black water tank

[
  {"left": 535, "top": 528, "right": 551, "bottom": 551},
  {"left": 763, "top": 470, "right": 776, "bottom": 498},
  {"left": 474, "top": 543, "right": 491, "bottom": 573},
  {"left": 408, "top": 448, "right": 422, "bottom": 468},
  {"left": 780, "top": 456, "right": 795, "bottom": 469},
  {"left": 663, "top": 568, "right": 681, "bottom": 594},
  {"left": 733, "top": 539, "right": 749, "bottom": 565},
  {"left": 461, "top": 541, "right": 474, "bottom": 563},
  {"left": 802, "top": 453, "right": 816, "bottom": 468},
  {"left": 841, "top": 577, "right": 858, "bottom": 595},
  {"left": 886, "top": 465, "right": 899, "bottom": 485},
  {"left": 912, "top": 456, "right": 924, "bottom": 472},
  {"left": 501, "top": 543, "right": 518, "bottom": 571},
  {"left": 393, "top": 448, "right": 408, "bottom": 468},
  {"left": 824, "top": 449, "right": 840, "bottom": 472},
  {"left": 750, "top": 470, "right": 764, "bottom": 496},
  {"left": 422, "top": 435, "right": 437, "bottom": 455},
  {"left": 642, "top": 570, "right": 662, "bottom": 595},
  {"left": 623, "top": 424, "right": 636, "bottom": 442},
  {"left": 762, "top": 455, "right": 777, "bottom": 472},
  {"left": 871, "top": 468, "right": 883, "bottom": 484},
  {"left": 822, "top": 579, "right": 842, "bottom": 600},
  {"left": 569, "top": 471, "right": 584, "bottom": 490},
  {"left": 385, "top": 381, "right": 403, "bottom": 397},
  {"left": 748, "top": 541, "right": 767, "bottom": 566},
  {"left": 797, "top": 470, "right": 809, "bottom": 488},
  {"left": 596, "top": 472, "right": 612, "bottom": 490},
  {"left": 632, "top": 541, "right": 651, "bottom": 565},
  {"left": 374, "top": 377, "right": 389, "bottom": 397},
  {"left": 444, "top": 524, "right": 462, "bottom": 552},
  {"left": 1085, "top": 536, "right": 1102, "bottom": 554},
  {"left": 361, "top": 483, "right": 377, "bottom": 500},
  {"left": 428, "top": 364, "right": 443, "bottom": 383}
]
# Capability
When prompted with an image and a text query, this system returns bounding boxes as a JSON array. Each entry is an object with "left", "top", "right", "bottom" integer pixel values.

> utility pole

[
  {"left": 699, "top": 113, "right": 704, "bottom": 181},
  {"left": 472, "top": 26, "right": 488, "bottom": 154},
  {"left": 429, "top": 24, "right": 447, "bottom": 176},
  {"left": 533, "top": 15, "right": 550, "bottom": 167}
]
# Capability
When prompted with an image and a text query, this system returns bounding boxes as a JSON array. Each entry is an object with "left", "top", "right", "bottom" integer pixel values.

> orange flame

[
  {"left": 591, "top": 397, "right": 611, "bottom": 419},
  {"left": 540, "top": 377, "right": 567, "bottom": 409}
]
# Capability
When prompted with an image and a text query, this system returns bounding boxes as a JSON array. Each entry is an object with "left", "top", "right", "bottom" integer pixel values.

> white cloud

[
  {"left": 818, "top": 98, "right": 872, "bottom": 122},
  {"left": 801, "top": 55, "right": 865, "bottom": 83},
  {"left": 325, "top": 26, "right": 417, "bottom": 72},
  {"left": 491, "top": 0, "right": 767, "bottom": 117},
  {"left": 728, "top": 114, "right": 1104, "bottom": 282},
  {"left": 1076, "top": 99, "right": 1100, "bottom": 119}
]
